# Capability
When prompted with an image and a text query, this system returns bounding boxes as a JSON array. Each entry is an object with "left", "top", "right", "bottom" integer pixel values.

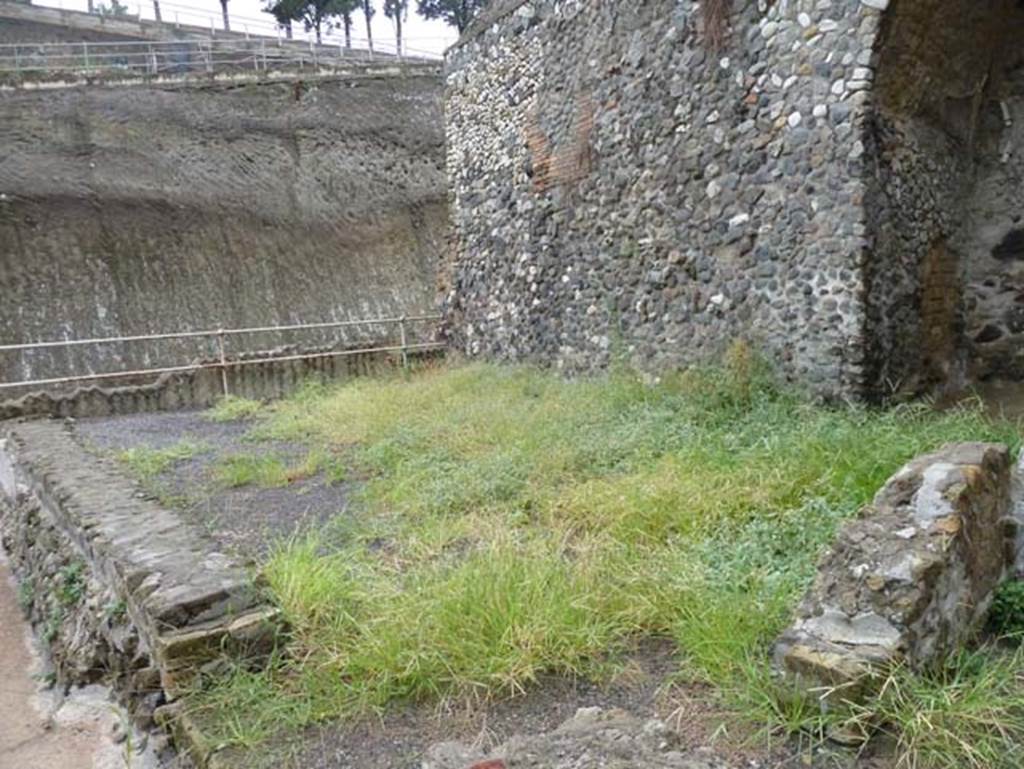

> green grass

[
  {"left": 213, "top": 449, "right": 348, "bottom": 489},
  {"left": 215, "top": 454, "right": 292, "bottom": 488},
  {"left": 206, "top": 395, "right": 264, "bottom": 422},
  {"left": 858, "top": 648, "right": 1024, "bottom": 769},
  {"left": 118, "top": 440, "right": 207, "bottom": 480},
  {"left": 186, "top": 355, "right": 1024, "bottom": 763}
]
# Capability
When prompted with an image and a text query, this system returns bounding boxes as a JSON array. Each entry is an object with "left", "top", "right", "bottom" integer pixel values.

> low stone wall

[
  {"left": 0, "top": 420, "right": 279, "bottom": 727},
  {"left": 774, "top": 443, "right": 1022, "bottom": 706}
]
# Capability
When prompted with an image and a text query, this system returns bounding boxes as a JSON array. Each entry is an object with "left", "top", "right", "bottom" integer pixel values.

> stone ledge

[
  {"left": 0, "top": 419, "right": 280, "bottom": 703},
  {"left": 773, "top": 442, "right": 1020, "bottom": 705}
]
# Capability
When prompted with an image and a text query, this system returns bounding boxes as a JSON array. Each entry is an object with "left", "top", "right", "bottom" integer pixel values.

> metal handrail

[
  {"left": 22, "top": 0, "right": 454, "bottom": 57},
  {"left": 0, "top": 314, "right": 442, "bottom": 352},
  {"left": 0, "top": 314, "right": 444, "bottom": 393},
  {"left": 0, "top": 37, "right": 442, "bottom": 79}
]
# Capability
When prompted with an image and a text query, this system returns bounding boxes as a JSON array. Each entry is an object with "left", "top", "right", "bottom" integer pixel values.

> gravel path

[{"left": 74, "top": 410, "right": 353, "bottom": 562}]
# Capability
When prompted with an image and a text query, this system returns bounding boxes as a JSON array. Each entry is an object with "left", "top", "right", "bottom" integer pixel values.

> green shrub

[{"left": 988, "top": 579, "right": 1024, "bottom": 637}]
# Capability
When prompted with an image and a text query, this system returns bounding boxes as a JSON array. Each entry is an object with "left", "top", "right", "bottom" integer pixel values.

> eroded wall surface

[
  {"left": 443, "top": 0, "right": 887, "bottom": 396},
  {"left": 0, "top": 72, "right": 447, "bottom": 384},
  {"left": 963, "top": 57, "right": 1024, "bottom": 381},
  {"left": 864, "top": 0, "right": 1024, "bottom": 393}
]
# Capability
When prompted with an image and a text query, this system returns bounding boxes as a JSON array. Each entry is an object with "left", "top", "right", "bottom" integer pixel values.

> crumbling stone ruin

[
  {"left": 0, "top": 421, "right": 280, "bottom": 727},
  {"left": 442, "top": 0, "right": 1024, "bottom": 399},
  {"left": 774, "top": 443, "right": 1024, "bottom": 704}
]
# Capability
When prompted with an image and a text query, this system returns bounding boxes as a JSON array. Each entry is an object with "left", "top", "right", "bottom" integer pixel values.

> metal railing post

[
  {"left": 82, "top": 41, "right": 90, "bottom": 72},
  {"left": 13, "top": 46, "right": 20, "bottom": 77},
  {"left": 398, "top": 316, "right": 409, "bottom": 369},
  {"left": 217, "top": 329, "right": 230, "bottom": 396}
]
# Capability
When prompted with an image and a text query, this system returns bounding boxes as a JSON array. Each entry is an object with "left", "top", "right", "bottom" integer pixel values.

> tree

[
  {"left": 96, "top": 0, "right": 130, "bottom": 16},
  {"left": 415, "top": 0, "right": 488, "bottom": 34},
  {"left": 267, "top": 0, "right": 359, "bottom": 46},
  {"left": 361, "top": 0, "right": 374, "bottom": 53},
  {"left": 383, "top": 0, "right": 407, "bottom": 56}
]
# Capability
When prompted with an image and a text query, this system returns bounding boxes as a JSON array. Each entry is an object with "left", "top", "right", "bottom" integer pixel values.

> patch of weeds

[
  {"left": 34, "top": 670, "right": 57, "bottom": 688},
  {"left": 104, "top": 599, "right": 128, "bottom": 622},
  {"left": 17, "top": 577, "right": 34, "bottom": 611},
  {"left": 215, "top": 454, "right": 290, "bottom": 488},
  {"left": 854, "top": 648, "right": 1024, "bottom": 769},
  {"left": 156, "top": 491, "right": 193, "bottom": 509},
  {"left": 215, "top": 449, "right": 348, "bottom": 489},
  {"left": 43, "top": 605, "right": 63, "bottom": 642},
  {"left": 207, "top": 395, "right": 264, "bottom": 423},
  {"left": 301, "top": 448, "right": 350, "bottom": 483},
  {"left": 57, "top": 562, "right": 86, "bottom": 607},
  {"left": 118, "top": 440, "right": 208, "bottom": 481},
  {"left": 988, "top": 579, "right": 1024, "bottom": 638},
  {"left": 721, "top": 636, "right": 1024, "bottom": 769}
]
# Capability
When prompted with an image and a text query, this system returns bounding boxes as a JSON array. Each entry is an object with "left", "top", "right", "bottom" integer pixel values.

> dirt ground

[
  {"left": 75, "top": 409, "right": 351, "bottom": 562},
  {"left": 0, "top": 552, "right": 164, "bottom": 769}
]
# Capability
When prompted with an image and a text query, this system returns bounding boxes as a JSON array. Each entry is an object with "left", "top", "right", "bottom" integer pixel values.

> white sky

[{"left": 32, "top": 0, "right": 459, "bottom": 56}]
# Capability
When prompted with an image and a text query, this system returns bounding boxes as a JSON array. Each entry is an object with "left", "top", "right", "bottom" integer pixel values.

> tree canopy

[
  {"left": 266, "top": 0, "right": 360, "bottom": 44},
  {"left": 415, "top": 0, "right": 489, "bottom": 34}
]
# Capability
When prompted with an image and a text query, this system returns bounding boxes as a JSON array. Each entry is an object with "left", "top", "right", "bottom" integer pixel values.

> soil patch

[{"left": 75, "top": 410, "right": 353, "bottom": 561}]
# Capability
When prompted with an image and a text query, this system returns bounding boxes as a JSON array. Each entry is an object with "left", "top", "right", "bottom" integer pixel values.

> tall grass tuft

[{"left": 206, "top": 395, "right": 264, "bottom": 422}]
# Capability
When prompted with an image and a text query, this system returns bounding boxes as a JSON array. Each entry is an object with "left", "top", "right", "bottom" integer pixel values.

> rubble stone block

[{"left": 773, "top": 442, "right": 1018, "bottom": 704}]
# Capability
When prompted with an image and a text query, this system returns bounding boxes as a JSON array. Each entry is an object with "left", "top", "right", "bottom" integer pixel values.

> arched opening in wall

[{"left": 864, "top": 0, "right": 1024, "bottom": 399}]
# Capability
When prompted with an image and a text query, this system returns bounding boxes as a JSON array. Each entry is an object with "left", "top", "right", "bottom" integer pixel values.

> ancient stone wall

[
  {"left": 0, "top": 0, "right": 158, "bottom": 46},
  {"left": 963, "top": 56, "right": 1024, "bottom": 381},
  {"left": 0, "top": 345, "right": 441, "bottom": 421},
  {"left": 0, "top": 71, "right": 447, "bottom": 386},
  {"left": 443, "top": 0, "right": 1024, "bottom": 399},
  {"left": 443, "top": 0, "right": 885, "bottom": 396},
  {"left": 0, "top": 0, "right": 271, "bottom": 45}
]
